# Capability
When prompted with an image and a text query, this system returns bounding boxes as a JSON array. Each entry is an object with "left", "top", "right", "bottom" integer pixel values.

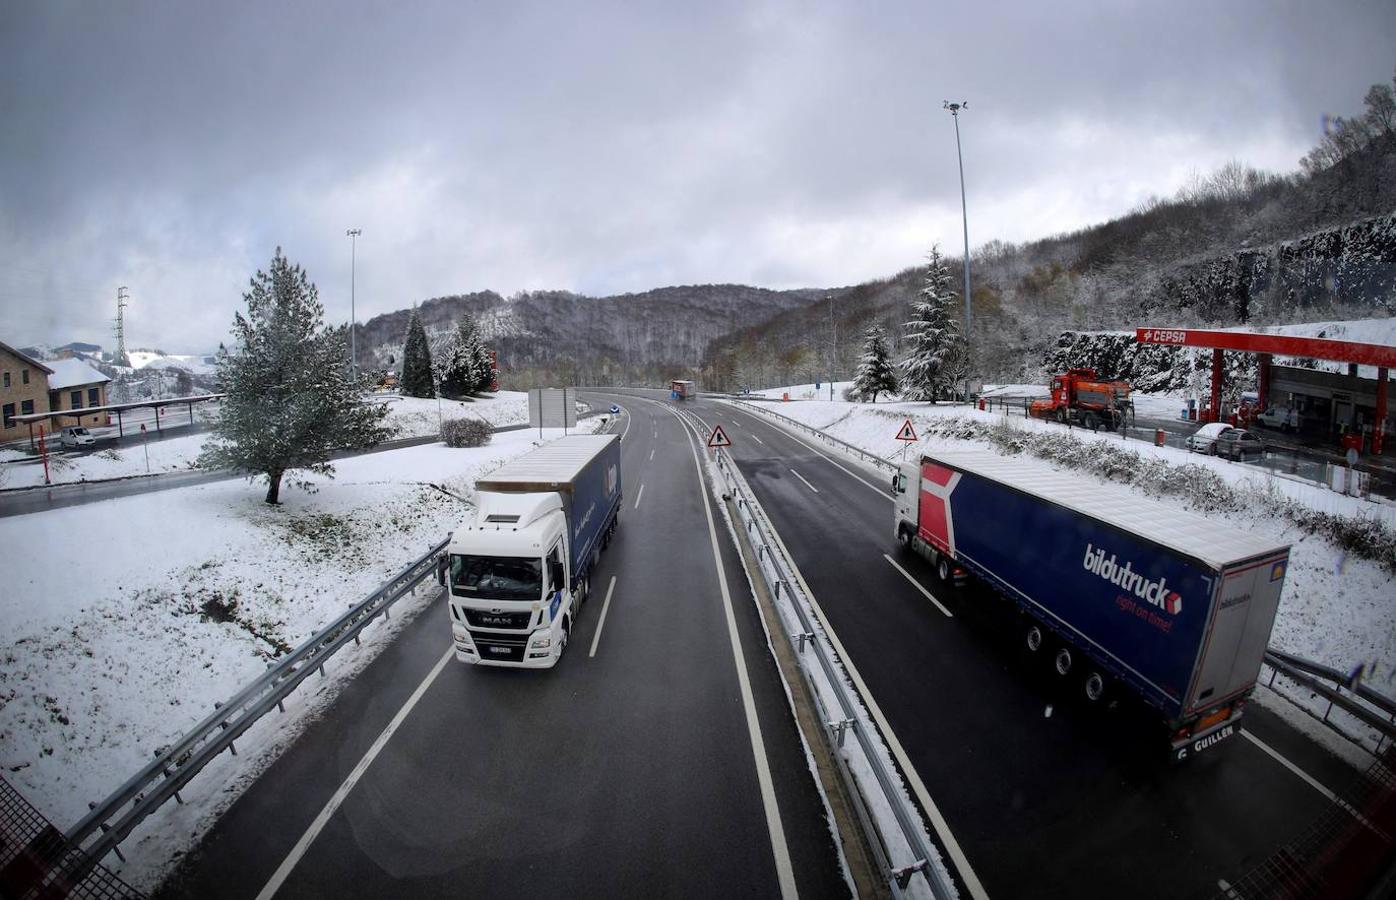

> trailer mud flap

[{"left": 1172, "top": 722, "right": 1237, "bottom": 762}]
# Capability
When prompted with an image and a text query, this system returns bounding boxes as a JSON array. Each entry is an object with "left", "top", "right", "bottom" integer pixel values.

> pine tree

[
  {"left": 199, "top": 248, "right": 390, "bottom": 504},
  {"left": 471, "top": 338, "right": 494, "bottom": 393},
  {"left": 901, "top": 245, "right": 962, "bottom": 401},
  {"left": 853, "top": 324, "right": 898, "bottom": 403},
  {"left": 434, "top": 314, "right": 484, "bottom": 398},
  {"left": 400, "top": 307, "right": 434, "bottom": 398}
]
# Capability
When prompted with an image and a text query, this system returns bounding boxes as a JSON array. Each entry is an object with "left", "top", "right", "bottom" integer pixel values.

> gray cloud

[{"left": 2, "top": 0, "right": 1393, "bottom": 351}]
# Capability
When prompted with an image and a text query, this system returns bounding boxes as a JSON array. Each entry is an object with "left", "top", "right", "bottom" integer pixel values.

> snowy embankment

[
  {"left": 0, "top": 418, "right": 593, "bottom": 889},
  {"left": 730, "top": 392, "right": 1396, "bottom": 726},
  {"left": 0, "top": 393, "right": 529, "bottom": 489}
]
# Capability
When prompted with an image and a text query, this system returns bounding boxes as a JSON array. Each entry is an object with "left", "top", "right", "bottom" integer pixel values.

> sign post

[
  {"left": 38, "top": 425, "right": 50, "bottom": 485},
  {"left": 894, "top": 418, "right": 918, "bottom": 460},
  {"left": 140, "top": 423, "right": 150, "bottom": 474}
]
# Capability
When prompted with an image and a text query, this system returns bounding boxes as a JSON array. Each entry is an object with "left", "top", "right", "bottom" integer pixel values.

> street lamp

[
  {"left": 346, "top": 228, "right": 362, "bottom": 382},
  {"left": 828, "top": 295, "right": 836, "bottom": 401},
  {"left": 943, "top": 100, "right": 972, "bottom": 403}
]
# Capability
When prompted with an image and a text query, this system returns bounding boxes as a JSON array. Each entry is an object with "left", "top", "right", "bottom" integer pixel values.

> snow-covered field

[
  {"left": 0, "top": 418, "right": 594, "bottom": 888},
  {"left": 0, "top": 393, "right": 530, "bottom": 489},
  {"left": 732, "top": 389, "right": 1396, "bottom": 708}
]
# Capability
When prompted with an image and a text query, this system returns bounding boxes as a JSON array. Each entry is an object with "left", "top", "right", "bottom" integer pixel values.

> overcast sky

[{"left": 2, "top": 0, "right": 1393, "bottom": 353}]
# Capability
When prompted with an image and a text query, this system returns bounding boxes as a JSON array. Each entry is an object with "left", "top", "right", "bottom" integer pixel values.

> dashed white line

[
  {"left": 589, "top": 575, "right": 618, "bottom": 657},
  {"left": 752, "top": 434, "right": 765, "bottom": 445},
  {"left": 256, "top": 647, "right": 453, "bottom": 900},
  {"left": 649, "top": 448, "right": 655, "bottom": 461},
  {"left": 634, "top": 483, "right": 646, "bottom": 509},
  {"left": 884, "top": 553, "right": 953, "bottom": 617},
  {"left": 789, "top": 468, "right": 819, "bottom": 494}
]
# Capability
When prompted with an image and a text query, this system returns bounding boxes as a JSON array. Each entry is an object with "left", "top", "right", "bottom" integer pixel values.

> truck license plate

[
  {"left": 486, "top": 646, "right": 510, "bottom": 655},
  {"left": 1174, "top": 723, "right": 1236, "bottom": 762}
]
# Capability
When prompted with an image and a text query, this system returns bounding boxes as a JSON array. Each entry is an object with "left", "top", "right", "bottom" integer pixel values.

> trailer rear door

[{"left": 1186, "top": 553, "right": 1288, "bottom": 713}]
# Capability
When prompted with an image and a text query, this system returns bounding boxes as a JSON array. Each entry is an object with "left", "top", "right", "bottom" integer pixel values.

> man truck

[
  {"left": 440, "top": 435, "right": 622, "bottom": 668},
  {"left": 893, "top": 450, "right": 1290, "bottom": 760}
]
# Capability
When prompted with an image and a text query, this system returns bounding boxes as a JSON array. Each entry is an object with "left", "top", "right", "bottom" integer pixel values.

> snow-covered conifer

[
  {"left": 435, "top": 313, "right": 488, "bottom": 397},
  {"left": 900, "top": 245, "right": 961, "bottom": 401},
  {"left": 199, "top": 248, "right": 390, "bottom": 504},
  {"left": 853, "top": 324, "right": 898, "bottom": 403},
  {"left": 400, "top": 307, "right": 434, "bottom": 398}
]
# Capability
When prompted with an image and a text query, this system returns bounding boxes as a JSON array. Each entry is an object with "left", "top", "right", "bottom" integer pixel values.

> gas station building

[{"left": 1135, "top": 328, "right": 1393, "bottom": 456}]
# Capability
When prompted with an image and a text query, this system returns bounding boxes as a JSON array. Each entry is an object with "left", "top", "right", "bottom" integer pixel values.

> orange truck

[{"left": 1029, "top": 368, "right": 1132, "bottom": 431}]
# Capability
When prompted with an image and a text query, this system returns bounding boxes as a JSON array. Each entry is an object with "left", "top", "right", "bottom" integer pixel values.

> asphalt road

[
  {"left": 690, "top": 397, "right": 1371, "bottom": 900},
  {"left": 156, "top": 393, "right": 847, "bottom": 899}
]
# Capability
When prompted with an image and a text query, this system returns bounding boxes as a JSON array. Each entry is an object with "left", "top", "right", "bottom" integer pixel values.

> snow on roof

[
  {"left": 928, "top": 449, "right": 1289, "bottom": 571},
  {"left": 0, "top": 341, "right": 54, "bottom": 373},
  {"left": 476, "top": 435, "right": 616, "bottom": 487},
  {"left": 46, "top": 358, "right": 110, "bottom": 390}
]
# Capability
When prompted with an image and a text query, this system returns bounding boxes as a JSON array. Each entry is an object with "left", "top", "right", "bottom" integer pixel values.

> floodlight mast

[{"left": 943, "top": 100, "right": 972, "bottom": 403}]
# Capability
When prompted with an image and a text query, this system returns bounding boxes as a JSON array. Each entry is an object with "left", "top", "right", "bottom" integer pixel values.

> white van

[{"left": 59, "top": 426, "right": 96, "bottom": 448}]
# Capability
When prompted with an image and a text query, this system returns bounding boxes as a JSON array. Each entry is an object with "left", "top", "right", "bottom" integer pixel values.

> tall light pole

[
  {"left": 346, "top": 228, "right": 362, "bottom": 383},
  {"left": 828, "top": 295, "right": 836, "bottom": 401},
  {"left": 944, "top": 101, "right": 972, "bottom": 403}
]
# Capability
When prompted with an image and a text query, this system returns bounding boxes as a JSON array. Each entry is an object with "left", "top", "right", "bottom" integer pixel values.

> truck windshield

[{"left": 449, "top": 555, "right": 542, "bottom": 601}]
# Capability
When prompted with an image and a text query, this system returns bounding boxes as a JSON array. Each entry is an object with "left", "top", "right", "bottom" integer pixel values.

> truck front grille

[
  {"left": 468, "top": 629, "right": 529, "bottom": 663},
  {"left": 463, "top": 609, "right": 533, "bottom": 630}
]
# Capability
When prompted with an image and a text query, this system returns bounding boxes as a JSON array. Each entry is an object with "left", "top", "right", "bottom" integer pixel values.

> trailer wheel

[
  {"left": 937, "top": 557, "right": 951, "bottom": 581},
  {"left": 1026, "top": 625, "right": 1044, "bottom": 652},
  {"left": 1085, "top": 672, "right": 1106, "bottom": 701},
  {"left": 1054, "top": 647, "right": 1073, "bottom": 675}
]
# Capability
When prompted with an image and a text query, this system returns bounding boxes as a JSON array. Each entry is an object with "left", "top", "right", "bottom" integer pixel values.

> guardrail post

[
  {"left": 796, "top": 632, "right": 815, "bottom": 653},
  {"left": 830, "top": 718, "right": 854, "bottom": 747},
  {"left": 892, "top": 859, "right": 929, "bottom": 890}
]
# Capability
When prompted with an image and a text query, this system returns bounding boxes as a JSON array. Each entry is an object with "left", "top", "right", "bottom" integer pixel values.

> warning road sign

[
  {"left": 895, "top": 419, "right": 918, "bottom": 442},
  {"left": 707, "top": 424, "right": 733, "bottom": 448}
]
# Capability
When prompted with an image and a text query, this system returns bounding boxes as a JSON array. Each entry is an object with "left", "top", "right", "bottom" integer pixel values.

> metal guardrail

[
  {"left": 64, "top": 537, "right": 450, "bottom": 869},
  {"left": 699, "top": 428, "right": 953, "bottom": 899},
  {"left": 1263, "top": 650, "right": 1396, "bottom": 755},
  {"left": 726, "top": 396, "right": 1396, "bottom": 758}
]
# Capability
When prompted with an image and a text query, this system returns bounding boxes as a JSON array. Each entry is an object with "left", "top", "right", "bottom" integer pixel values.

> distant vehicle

[
  {"left": 1255, "top": 407, "right": 1296, "bottom": 432},
  {"left": 1215, "top": 428, "right": 1266, "bottom": 461},
  {"left": 438, "top": 435, "right": 621, "bottom": 668},
  {"left": 1028, "top": 368, "right": 1132, "bottom": 431},
  {"left": 893, "top": 449, "right": 1291, "bottom": 761},
  {"left": 1186, "top": 423, "right": 1234, "bottom": 454},
  {"left": 59, "top": 426, "right": 96, "bottom": 448},
  {"left": 609, "top": 404, "right": 621, "bottom": 415},
  {"left": 670, "top": 380, "right": 695, "bottom": 401}
]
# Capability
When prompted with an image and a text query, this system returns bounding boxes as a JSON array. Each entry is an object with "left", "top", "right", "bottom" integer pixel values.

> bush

[{"left": 442, "top": 417, "right": 493, "bottom": 448}]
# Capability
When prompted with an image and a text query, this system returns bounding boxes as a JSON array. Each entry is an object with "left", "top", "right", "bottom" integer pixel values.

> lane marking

[
  {"left": 727, "top": 405, "right": 888, "bottom": 499},
  {"left": 754, "top": 484, "right": 988, "bottom": 900},
  {"left": 752, "top": 434, "right": 765, "bottom": 445},
  {"left": 589, "top": 575, "right": 619, "bottom": 657},
  {"left": 257, "top": 647, "right": 453, "bottom": 900},
  {"left": 1240, "top": 729, "right": 1387, "bottom": 837},
  {"left": 634, "top": 483, "right": 646, "bottom": 510},
  {"left": 789, "top": 468, "right": 819, "bottom": 494},
  {"left": 660, "top": 401, "right": 798, "bottom": 899},
  {"left": 883, "top": 553, "right": 953, "bottom": 618},
  {"left": 649, "top": 448, "right": 655, "bottom": 461}
]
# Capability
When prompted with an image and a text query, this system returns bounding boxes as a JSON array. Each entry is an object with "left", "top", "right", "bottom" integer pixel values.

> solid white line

[
  {"left": 634, "top": 483, "right": 646, "bottom": 509},
  {"left": 758, "top": 496, "right": 988, "bottom": 900},
  {"left": 883, "top": 554, "right": 953, "bottom": 618},
  {"left": 589, "top": 575, "right": 618, "bottom": 657},
  {"left": 663, "top": 402, "right": 798, "bottom": 899},
  {"left": 1240, "top": 729, "right": 1386, "bottom": 836},
  {"left": 256, "top": 647, "right": 453, "bottom": 900},
  {"left": 618, "top": 406, "right": 631, "bottom": 443},
  {"left": 789, "top": 468, "right": 819, "bottom": 494}
]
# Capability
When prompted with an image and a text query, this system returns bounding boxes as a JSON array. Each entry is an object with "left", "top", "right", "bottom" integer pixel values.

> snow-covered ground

[
  {"left": 0, "top": 393, "right": 530, "bottom": 489},
  {"left": 0, "top": 417, "right": 595, "bottom": 888},
  {"left": 730, "top": 389, "right": 1396, "bottom": 712}
]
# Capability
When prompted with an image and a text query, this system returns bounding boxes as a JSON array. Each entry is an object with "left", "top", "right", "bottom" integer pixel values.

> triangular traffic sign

[
  {"left": 895, "top": 418, "right": 918, "bottom": 442},
  {"left": 707, "top": 424, "right": 733, "bottom": 448}
]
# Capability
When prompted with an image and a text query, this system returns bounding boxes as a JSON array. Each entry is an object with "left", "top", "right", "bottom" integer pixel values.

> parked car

[
  {"left": 1255, "top": 406, "right": 1297, "bottom": 431},
  {"left": 1215, "top": 428, "right": 1266, "bottom": 461},
  {"left": 1186, "top": 422, "right": 1234, "bottom": 455},
  {"left": 59, "top": 426, "right": 96, "bottom": 448}
]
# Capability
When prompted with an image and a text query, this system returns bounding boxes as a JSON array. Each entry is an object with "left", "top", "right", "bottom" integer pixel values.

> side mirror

[{"left": 435, "top": 555, "right": 448, "bottom": 587}]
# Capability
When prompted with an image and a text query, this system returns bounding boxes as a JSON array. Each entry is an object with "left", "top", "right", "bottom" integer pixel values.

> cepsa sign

[{"left": 1138, "top": 328, "right": 1189, "bottom": 345}]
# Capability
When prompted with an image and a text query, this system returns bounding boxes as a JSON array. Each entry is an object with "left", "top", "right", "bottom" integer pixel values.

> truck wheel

[
  {"left": 1026, "top": 626, "right": 1043, "bottom": 652},
  {"left": 1083, "top": 412, "right": 1099, "bottom": 431},
  {"left": 1054, "top": 647, "right": 1073, "bottom": 676},
  {"left": 1085, "top": 672, "right": 1105, "bottom": 701},
  {"left": 897, "top": 527, "right": 912, "bottom": 551},
  {"left": 1055, "top": 408, "right": 1067, "bottom": 425},
  {"left": 937, "top": 557, "right": 951, "bottom": 581}
]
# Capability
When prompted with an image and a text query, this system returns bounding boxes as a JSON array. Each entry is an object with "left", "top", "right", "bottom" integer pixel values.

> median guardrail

[
  {"left": 681, "top": 405, "right": 952, "bottom": 900},
  {"left": 64, "top": 537, "right": 450, "bottom": 872}
]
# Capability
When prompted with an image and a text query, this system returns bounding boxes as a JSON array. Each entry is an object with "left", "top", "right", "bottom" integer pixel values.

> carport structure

[
  {"left": 1136, "top": 328, "right": 1394, "bottom": 455},
  {"left": 11, "top": 393, "right": 224, "bottom": 448}
]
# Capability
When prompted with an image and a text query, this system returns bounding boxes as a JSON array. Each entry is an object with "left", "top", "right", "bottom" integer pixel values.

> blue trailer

[
  {"left": 443, "top": 435, "right": 622, "bottom": 667},
  {"left": 893, "top": 450, "right": 1290, "bottom": 760}
]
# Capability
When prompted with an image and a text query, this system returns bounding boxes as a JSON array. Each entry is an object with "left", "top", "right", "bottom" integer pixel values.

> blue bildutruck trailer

[{"left": 893, "top": 450, "right": 1290, "bottom": 760}]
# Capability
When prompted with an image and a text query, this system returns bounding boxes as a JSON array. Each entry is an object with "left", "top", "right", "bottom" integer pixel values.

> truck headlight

[{"left": 530, "top": 632, "right": 552, "bottom": 648}]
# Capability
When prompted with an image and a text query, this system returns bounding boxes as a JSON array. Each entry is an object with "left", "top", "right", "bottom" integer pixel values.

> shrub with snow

[{"left": 442, "top": 417, "right": 493, "bottom": 448}]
